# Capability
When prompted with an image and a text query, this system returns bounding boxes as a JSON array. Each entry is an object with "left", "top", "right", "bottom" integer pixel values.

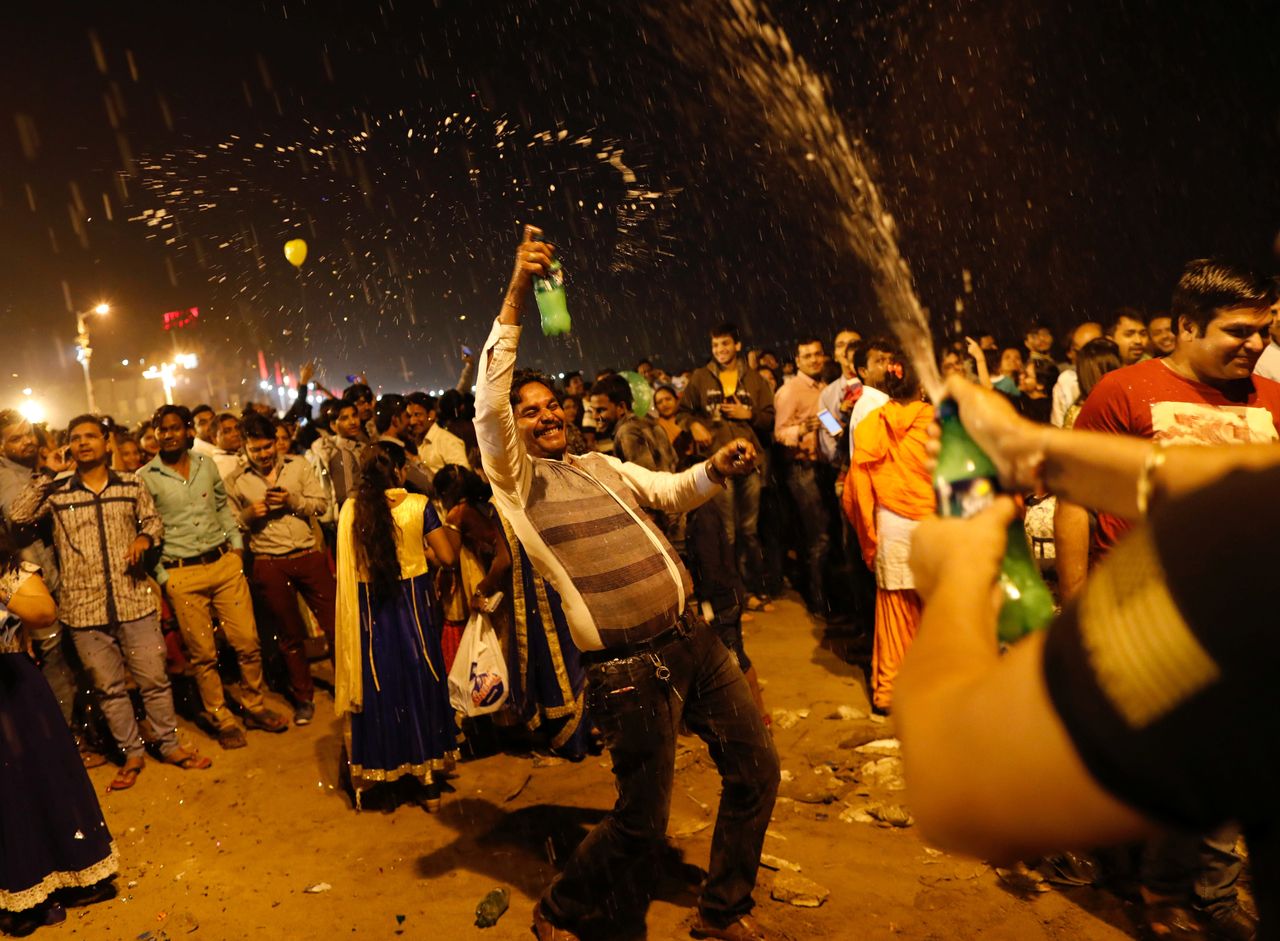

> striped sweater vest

[{"left": 524, "top": 453, "right": 692, "bottom": 647}]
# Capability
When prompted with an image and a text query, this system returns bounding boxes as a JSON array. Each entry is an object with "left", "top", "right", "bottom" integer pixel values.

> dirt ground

[{"left": 63, "top": 596, "right": 1142, "bottom": 941}]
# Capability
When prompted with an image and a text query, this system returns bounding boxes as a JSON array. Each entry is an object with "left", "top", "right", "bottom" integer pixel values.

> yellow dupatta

[
  {"left": 334, "top": 489, "right": 430, "bottom": 717},
  {"left": 334, "top": 498, "right": 363, "bottom": 717}
]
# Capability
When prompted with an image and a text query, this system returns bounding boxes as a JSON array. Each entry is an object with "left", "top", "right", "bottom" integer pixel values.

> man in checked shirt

[
  {"left": 477, "top": 227, "right": 779, "bottom": 941},
  {"left": 9, "top": 415, "right": 212, "bottom": 790}
]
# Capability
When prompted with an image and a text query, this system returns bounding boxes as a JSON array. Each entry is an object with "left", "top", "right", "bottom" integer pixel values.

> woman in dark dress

[
  {"left": 0, "top": 537, "right": 118, "bottom": 935},
  {"left": 334, "top": 443, "right": 462, "bottom": 811}
]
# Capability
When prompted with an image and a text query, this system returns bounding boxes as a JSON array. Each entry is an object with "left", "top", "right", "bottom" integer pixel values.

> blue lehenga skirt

[
  {"left": 346, "top": 573, "right": 459, "bottom": 796},
  {"left": 0, "top": 653, "right": 118, "bottom": 912}
]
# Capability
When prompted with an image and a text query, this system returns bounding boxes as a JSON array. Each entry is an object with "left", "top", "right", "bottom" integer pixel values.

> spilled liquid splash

[{"left": 653, "top": 0, "right": 943, "bottom": 399}]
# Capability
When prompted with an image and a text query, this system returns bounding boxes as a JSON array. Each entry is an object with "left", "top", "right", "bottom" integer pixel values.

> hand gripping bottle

[
  {"left": 932, "top": 400, "right": 1055, "bottom": 643},
  {"left": 533, "top": 244, "right": 571, "bottom": 337}
]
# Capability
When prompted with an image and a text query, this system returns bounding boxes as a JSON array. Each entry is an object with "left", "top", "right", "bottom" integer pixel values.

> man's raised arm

[{"left": 474, "top": 226, "right": 555, "bottom": 503}]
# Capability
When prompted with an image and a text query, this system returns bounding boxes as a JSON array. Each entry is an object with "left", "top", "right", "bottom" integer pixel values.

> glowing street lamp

[
  {"left": 143, "top": 353, "right": 198, "bottom": 405},
  {"left": 74, "top": 302, "right": 111, "bottom": 412},
  {"left": 17, "top": 389, "right": 45, "bottom": 424}
]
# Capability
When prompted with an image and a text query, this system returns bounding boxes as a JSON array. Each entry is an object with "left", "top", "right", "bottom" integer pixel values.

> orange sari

[{"left": 843, "top": 400, "right": 936, "bottom": 710}]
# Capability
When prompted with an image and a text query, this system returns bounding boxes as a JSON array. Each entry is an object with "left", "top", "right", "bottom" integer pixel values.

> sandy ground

[{"left": 61, "top": 597, "right": 1142, "bottom": 941}]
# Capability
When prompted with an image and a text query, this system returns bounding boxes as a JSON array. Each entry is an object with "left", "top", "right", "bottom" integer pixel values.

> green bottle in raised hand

[
  {"left": 533, "top": 256, "right": 571, "bottom": 337},
  {"left": 932, "top": 400, "right": 1055, "bottom": 643}
]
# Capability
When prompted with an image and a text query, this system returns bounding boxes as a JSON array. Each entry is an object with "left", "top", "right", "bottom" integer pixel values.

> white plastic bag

[{"left": 448, "top": 609, "right": 509, "bottom": 716}]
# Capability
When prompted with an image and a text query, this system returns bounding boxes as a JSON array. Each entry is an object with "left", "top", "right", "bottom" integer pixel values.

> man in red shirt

[{"left": 1057, "top": 258, "right": 1276, "bottom": 940}]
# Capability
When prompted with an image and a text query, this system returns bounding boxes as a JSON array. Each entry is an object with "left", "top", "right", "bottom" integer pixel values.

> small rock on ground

[{"left": 770, "top": 871, "right": 830, "bottom": 908}]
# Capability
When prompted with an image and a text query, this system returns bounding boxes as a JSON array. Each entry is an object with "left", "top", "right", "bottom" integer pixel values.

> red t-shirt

[{"left": 1073, "top": 358, "right": 1280, "bottom": 553}]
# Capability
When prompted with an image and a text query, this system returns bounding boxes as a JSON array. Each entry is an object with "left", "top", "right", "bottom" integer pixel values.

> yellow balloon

[{"left": 283, "top": 238, "right": 308, "bottom": 268}]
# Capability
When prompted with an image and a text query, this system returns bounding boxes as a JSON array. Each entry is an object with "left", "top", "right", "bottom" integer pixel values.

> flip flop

[
  {"left": 164, "top": 747, "right": 212, "bottom": 770},
  {"left": 107, "top": 759, "right": 145, "bottom": 792}
]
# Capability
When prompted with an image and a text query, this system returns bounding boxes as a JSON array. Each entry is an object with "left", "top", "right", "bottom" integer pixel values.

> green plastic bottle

[
  {"left": 474, "top": 886, "right": 510, "bottom": 928},
  {"left": 932, "top": 400, "right": 1055, "bottom": 643},
  {"left": 533, "top": 257, "right": 571, "bottom": 337}
]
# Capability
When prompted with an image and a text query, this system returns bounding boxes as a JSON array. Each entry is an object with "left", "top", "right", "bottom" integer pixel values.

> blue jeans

[
  {"left": 544, "top": 621, "right": 779, "bottom": 929},
  {"left": 784, "top": 462, "right": 832, "bottom": 611},
  {"left": 1141, "top": 824, "right": 1243, "bottom": 911},
  {"left": 712, "top": 471, "right": 765, "bottom": 596}
]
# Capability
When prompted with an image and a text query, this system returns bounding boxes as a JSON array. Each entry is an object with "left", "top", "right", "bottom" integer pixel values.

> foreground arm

[
  {"left": 898, "top": 501, "right": 1155, "bottom": 861},
  {"left": 0, "top": 567, "right": 57, "bottom": 632},
  {"left": 941, "top": 376, "right": 1280, "bottom": 518},
  {"left": 1053, "top": 498, "right": 1091, "bottom": 601}
]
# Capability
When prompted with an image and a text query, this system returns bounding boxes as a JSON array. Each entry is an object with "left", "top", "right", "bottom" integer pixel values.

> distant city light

[
  {"left": 143, "top": 354, "right": 199, "bottom": 405},
  {"left": 21, "top": 387, "right": 32, "bottom": 396},
  {"left": 121, "top": 359, "right": 130, "bottom": 366}
]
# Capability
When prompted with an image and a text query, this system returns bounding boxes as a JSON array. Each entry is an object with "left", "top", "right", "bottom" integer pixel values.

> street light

[
  {"left": 142, "top": 353, "right": 198, "bottom": 405},
  {"left": 75, "top": 302, "right": 111, "bottom": 412}
]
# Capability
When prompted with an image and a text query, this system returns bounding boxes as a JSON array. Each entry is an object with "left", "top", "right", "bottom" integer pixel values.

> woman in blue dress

[
  {"left": 334, "top": 443, "right": 461, "bottom": 811},
  {"left": 0, "top": 536, "right": 117, "bottom": 935}
]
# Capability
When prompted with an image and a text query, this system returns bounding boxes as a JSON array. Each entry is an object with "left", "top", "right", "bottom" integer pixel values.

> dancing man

[{"left": 475, "top": 226, "right": 779, "bottom": 941}]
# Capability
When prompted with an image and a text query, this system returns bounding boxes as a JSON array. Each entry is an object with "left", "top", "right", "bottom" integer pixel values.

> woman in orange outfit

[{"left": 842, "top": 351, "right": 935, "bottom": 712}]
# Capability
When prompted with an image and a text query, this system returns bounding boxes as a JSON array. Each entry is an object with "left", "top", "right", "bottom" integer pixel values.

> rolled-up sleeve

[{"left": 474, "top": 317, "right": 532, "bottom": 506}]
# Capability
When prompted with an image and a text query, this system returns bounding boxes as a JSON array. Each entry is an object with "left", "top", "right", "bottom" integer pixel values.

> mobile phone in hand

[{"left": 817, "top": 408, "right": 844, "bottom": 436}]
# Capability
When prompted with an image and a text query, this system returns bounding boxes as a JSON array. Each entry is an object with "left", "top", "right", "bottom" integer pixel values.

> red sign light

[{"left": 162, "top": 307, "right": 200, "bottom": 330}]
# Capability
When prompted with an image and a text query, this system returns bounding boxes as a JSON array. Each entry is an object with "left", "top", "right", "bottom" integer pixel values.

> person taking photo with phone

[{"left": 225, "top": 412, "right": 335, "bottom": 726}]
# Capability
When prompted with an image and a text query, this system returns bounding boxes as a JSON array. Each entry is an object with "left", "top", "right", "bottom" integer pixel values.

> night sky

[{"left": 4, "top": 1, "right": 1279, "bottom": 414}]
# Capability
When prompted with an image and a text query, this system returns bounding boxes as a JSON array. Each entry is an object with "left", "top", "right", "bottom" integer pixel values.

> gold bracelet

[{"left": 1136, "top": 442, "right": 1166, "bottom": 517}]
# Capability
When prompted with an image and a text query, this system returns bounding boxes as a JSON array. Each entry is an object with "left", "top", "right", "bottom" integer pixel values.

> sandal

[
  {"left": 164, "top": 747, "right": 212, "bottom": 770},
  {"left": 107, "top": 758, "right": 145, "bottom": 792},
  {"left": 78, "top": 738, "right": 109, "bottom": 769},
  {"left": 1140, "top": 901, "right": 1207, "bottom": 940}
]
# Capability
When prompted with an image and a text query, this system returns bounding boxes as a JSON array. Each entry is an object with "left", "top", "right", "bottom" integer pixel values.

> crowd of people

[{"left": 1, "top": 234, "right": 1278, "bottom": 939}]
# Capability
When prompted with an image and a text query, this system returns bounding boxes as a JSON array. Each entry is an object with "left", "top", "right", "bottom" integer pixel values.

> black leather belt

[
  {"left": 163, "top": 542, "right": 231, "bottom": 568},
  {"left": 581, "top": 609, "right": 700, "bottom": 667}
]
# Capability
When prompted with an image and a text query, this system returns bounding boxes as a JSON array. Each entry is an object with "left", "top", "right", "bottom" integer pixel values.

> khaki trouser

[{"left": 164, "top": 549, "right": 265, "bottom": 731}]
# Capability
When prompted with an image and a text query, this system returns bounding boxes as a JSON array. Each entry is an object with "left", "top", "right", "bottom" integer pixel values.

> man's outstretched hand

[{"left": 709, "top": 438, "right": 760, "bottom": 479}]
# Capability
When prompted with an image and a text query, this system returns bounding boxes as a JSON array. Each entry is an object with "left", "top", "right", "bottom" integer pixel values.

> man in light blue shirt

[{"left": 142, "top": 404, "right": 287, "bottom": 749}]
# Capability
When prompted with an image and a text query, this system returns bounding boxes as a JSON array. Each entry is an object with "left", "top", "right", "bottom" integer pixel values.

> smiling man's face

[{"left": 515, "top": 381, "right": 567, "bottom": 459}]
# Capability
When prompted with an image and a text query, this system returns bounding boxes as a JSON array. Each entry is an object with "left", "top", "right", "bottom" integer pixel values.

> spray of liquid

[{"left": 654, "top": 0, "right": 943, "bottom": 400}]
